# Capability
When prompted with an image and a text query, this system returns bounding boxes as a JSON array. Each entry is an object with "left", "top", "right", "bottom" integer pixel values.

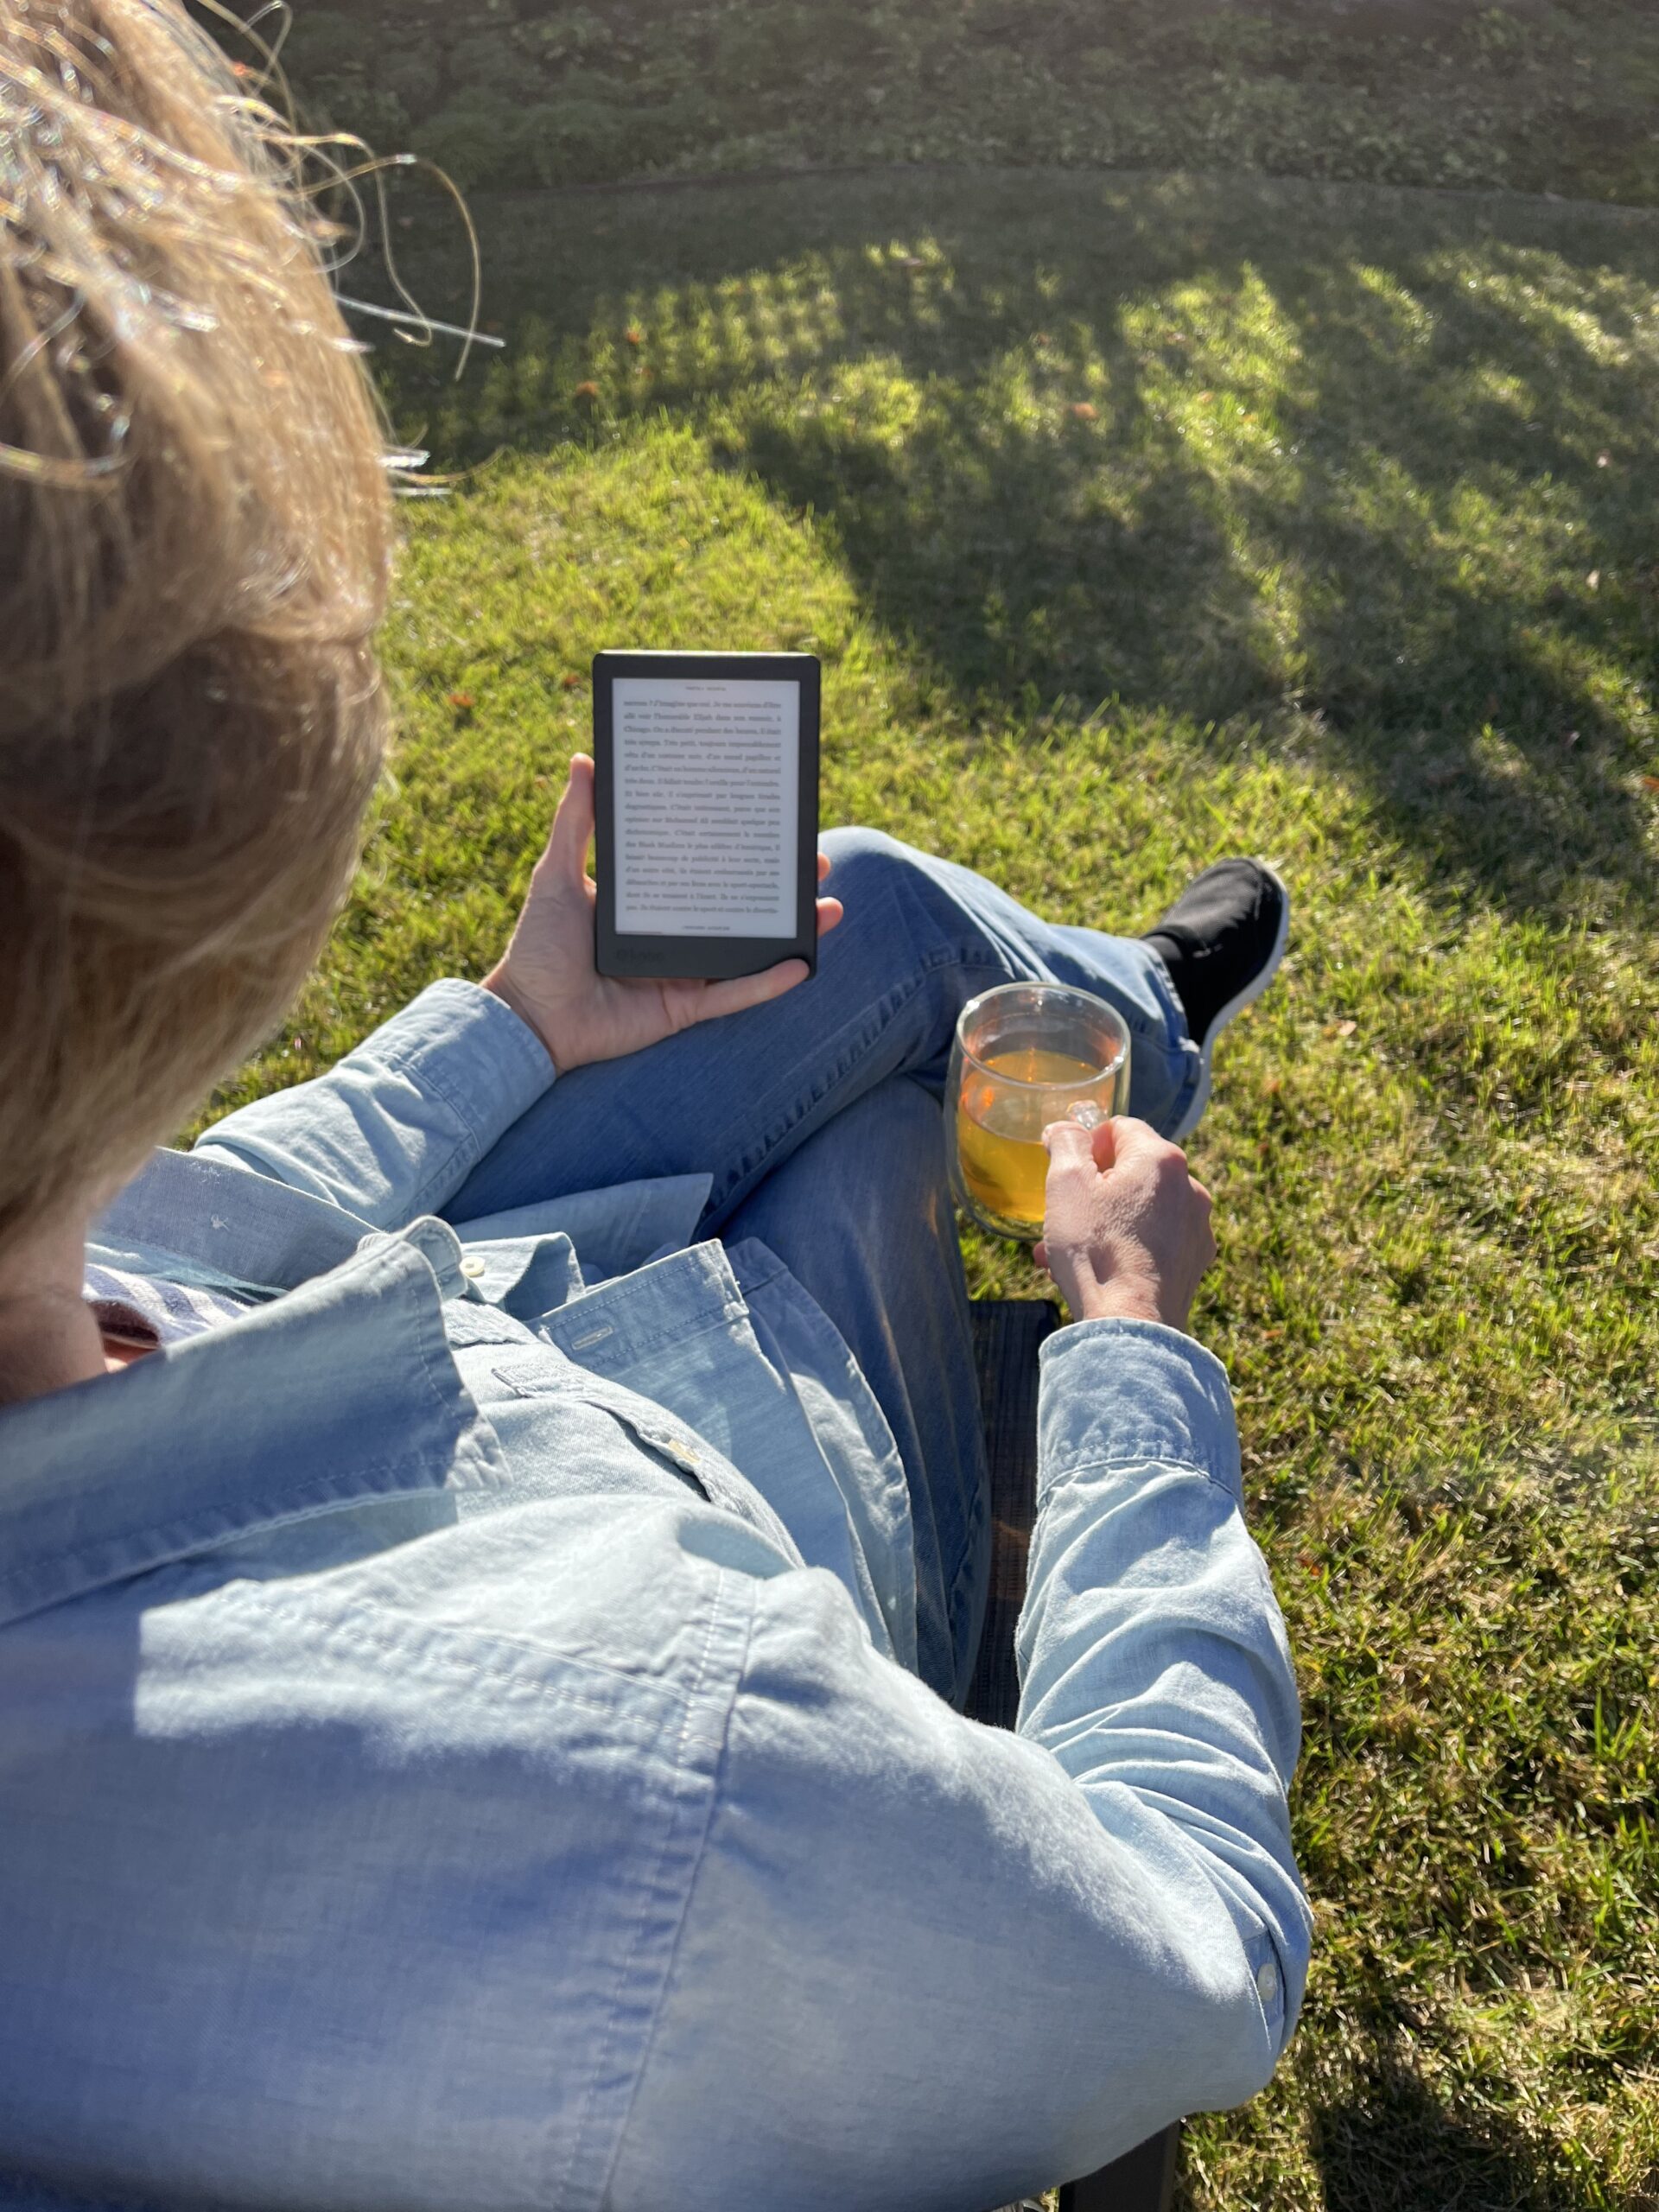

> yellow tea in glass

[{"left": 947, "top": 984, "right": 1131, "bottom": 1242}]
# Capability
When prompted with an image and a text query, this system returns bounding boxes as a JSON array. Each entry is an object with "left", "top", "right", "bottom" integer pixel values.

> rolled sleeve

[
  {"left": 1037, "top": 1316, "right": 1243, "bottom": 1495},
  {"left": 196, "top": 982, "right": 554, "bottom": 1228},
  {"left": 1020, "top": 1317, "right": 1311, "bottom": 2055}
]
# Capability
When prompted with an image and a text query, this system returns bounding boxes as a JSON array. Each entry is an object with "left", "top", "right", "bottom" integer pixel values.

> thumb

[{"left": 543, "top": 753, "right": 596, "bottom": 884}]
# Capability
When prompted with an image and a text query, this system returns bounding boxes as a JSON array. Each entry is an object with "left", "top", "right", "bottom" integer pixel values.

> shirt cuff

[
  {"left": 382, "top": 979, "right": 556, "bottom": 1143},
  {"left": 1037, "top": 1317, "right": 1242, "bottom": 1499}
]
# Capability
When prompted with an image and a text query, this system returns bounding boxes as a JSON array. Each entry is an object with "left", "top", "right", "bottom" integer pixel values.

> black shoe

[{"left": 1143, "top": 859, "right": 1289, "bottom": 1138}]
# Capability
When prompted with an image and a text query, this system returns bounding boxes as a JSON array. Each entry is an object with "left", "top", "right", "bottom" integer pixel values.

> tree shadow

[
  {"left": 378, "top": 168, "right": 1659, "bottom": 922},
  {"left": 1310, "top": 2045, "right": 1618, "bottom": 2212}
]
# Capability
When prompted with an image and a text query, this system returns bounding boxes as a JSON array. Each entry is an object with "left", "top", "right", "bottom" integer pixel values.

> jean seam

[{"left": 944, "top": 1478, "right": 989, "bottom": 1688}]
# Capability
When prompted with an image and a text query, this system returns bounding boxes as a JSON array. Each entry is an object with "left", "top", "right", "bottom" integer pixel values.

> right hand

[{"left": 1035, "top": 1116, "right": 1217, "bottom": 1333}]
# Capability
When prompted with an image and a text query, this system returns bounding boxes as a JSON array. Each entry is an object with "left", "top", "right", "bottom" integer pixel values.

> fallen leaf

[
  {"left": 1325, "top": 1019, "right": 1357, "bottom": 1039},
  {"left": 1070, "top": 402, "right": 1098, "bottom": 421},
  {"left": 1196, "top": 390, "right": 1214, "bottom": 402},
  {"left": 625, "top": 326, "right": 645, "bottom": 346},
  {"left": 574, "top": 381, "right": 600, "bottom": 400},
  {"left": 561, "top": 672, "right": 584, "bottom": 691},
  {"left": 447, "top": 690, "right": 475, "bottom": 712},
  {"left": 1643, "top": 774, "right": 1659, "bottom": 792}
]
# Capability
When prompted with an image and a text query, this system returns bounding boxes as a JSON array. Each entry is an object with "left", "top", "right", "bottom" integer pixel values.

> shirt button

[
  {"left": 459, "top": 1255, "right": 487, "bottom": 1281},
  {"left": 1255, "top": 1960, "right": 1280, "bottom": 2005}
]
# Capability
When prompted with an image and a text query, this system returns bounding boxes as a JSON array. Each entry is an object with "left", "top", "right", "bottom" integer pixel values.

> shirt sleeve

[
  {"left": 194, "top": 981, "right": 554, "bottom": 1228},
  {"left": 611, "top": 1319, "right": 1310, "bottom": 2209}
]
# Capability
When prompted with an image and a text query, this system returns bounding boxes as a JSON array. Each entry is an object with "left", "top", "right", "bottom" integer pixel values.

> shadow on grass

[
  {"left": 1310, "top": 2048, "right": 1610, "bottom": 2212},
  {"left": 379, "top": 169, "right": 1659, "bottom": 922}
]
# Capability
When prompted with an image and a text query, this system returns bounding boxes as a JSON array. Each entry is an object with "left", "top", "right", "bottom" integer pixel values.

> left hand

[{"left": 481, "top": 753, "right": 843, "bottom": 1071}]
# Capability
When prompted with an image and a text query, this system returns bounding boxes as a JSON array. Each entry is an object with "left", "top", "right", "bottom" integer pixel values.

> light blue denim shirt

[{"left": 0, "top": 982, "right": 1310, "bottom": 2212}]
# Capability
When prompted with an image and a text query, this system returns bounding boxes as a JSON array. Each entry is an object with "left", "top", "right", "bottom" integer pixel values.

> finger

[
  {"left": 1089, "top": 1116, "right": 1119, "bottom": 1172},
  {"left": 1042, "top": 1118, "right": 1096, "bottom": 1167},
  {"left": 1101, "top": 1115, "right": 1165, "bottom": 1161},
  {"left": 817, "top": 852, "right": 833, "bottom": 883},
  {"left": 1033, "top": 1240, "right": 1048, "bottom": 1270},
  {"left": 544, "top": 753, "right": 596, "bottom": 884},
  {"left": 1108, "top": 1116, "right": 1191, "bottom": 1179},
  {"left": 694, "top": 958, "right": 810, "bottom": 1023},
  {"left": 816, "top": 896, "right": 844, "bottom": 938}
]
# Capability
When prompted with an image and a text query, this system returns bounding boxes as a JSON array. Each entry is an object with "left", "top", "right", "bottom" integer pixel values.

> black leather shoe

[{"left": 1143, "top": 858, "right": 1289, "bottom": 1138}]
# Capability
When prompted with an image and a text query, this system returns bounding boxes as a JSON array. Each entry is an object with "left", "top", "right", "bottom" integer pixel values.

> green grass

[
  {"left": 215, "top": 169, "right": 1659, "bottom": 2207},
  {"left": 248, "top": 0, "right": 1659, "bottom": 207}
]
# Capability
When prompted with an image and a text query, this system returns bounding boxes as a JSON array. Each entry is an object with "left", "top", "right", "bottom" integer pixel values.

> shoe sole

[{"left": 1166, "top": 861, "right": 1290, "bottom": 1143}]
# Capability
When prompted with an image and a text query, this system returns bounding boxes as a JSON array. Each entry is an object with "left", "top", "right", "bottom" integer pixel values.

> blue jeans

[{"left": 448, "top": 830, "right": 1198, "bottom": 1702}]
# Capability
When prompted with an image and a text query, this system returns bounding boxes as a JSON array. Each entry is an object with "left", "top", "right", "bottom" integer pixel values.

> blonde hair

[{"left": 0, "top": 0, "right": 393, "bottom": 1248}]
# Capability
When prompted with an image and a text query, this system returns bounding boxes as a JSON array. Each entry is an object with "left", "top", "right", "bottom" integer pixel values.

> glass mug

[{"left": 947, "top": 982, "right": 1132, "bottom": 1243}]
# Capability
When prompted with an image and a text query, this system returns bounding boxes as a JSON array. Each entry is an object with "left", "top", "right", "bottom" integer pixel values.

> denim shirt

[{"left": 0, "top": 982, "right": 1311, "bottom": 2212}]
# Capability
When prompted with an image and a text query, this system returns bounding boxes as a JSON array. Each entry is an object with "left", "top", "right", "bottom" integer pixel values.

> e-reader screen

[{"left": 592, "top": 651, "right": 820, "bottom": 981}]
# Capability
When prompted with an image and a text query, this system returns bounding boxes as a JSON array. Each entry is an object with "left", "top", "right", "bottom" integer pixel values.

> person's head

[{"left": 0, "top": 0, "right": 392, "bottom": 1255}]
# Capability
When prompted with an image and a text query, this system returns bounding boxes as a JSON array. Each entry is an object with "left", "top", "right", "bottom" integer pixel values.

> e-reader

[{"left": 592, "top": 650, "right": 821, "bottom": 982}]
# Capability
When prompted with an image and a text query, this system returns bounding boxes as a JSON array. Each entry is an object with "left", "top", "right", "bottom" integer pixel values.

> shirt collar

[
  {"left": 92, "top": 1147, "right": 369, "bottom": 1294},
  {"left": 0, "top": 1236, "right": 505, "bottom": 1630}
]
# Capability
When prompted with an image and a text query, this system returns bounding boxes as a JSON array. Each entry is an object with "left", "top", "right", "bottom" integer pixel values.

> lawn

[{"left": 209, "top": 153, "right": 1659, "bottom": 2209}]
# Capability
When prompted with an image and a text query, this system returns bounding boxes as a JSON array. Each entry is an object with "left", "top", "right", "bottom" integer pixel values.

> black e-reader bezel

[{"left": 592, "top": 650, "right": 822, "bottom": 982}]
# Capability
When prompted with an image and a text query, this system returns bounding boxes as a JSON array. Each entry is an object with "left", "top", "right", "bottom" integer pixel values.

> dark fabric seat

[{"left": 967, "top": 1299, "right": 1181, "bottom": 2212}]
